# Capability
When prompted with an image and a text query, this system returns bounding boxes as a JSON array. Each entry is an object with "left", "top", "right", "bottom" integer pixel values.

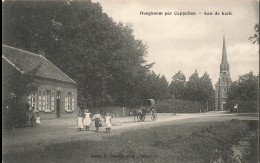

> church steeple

[
  {"left": 215, "top": 33, "right": 232, "bottom": 111},
  {"left": 221, "top": 35, "right": 228, "bottom": 65},
  {"left": 220, "top": 34, "right": 230, "bottom": 75}
]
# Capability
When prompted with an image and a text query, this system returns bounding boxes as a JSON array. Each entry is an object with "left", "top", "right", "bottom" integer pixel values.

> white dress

[
  {"left": 105, "top": 116, "right": 111, "bottom": 128},
  {"left": 36, "top": 117, "right": 40, "bottom": 124},
  {"left": 77, "top": 117, "right": 83, "bottom": 129},
  {"left": 83, "top": 113, "right": 92, "bottom": 126}
]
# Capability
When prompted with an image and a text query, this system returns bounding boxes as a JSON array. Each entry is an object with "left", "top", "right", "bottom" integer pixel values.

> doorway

[
  {"left": 223, "top": 103, "right": 227, "bottom": 111},
  {"left": 56, "top": 91, "right": 61, "bottom": 118}
]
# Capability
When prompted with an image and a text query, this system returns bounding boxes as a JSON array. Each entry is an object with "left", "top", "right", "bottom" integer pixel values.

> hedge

[
  {"left": 226, "top": 100, "right": 259, "bottom": 113},
  {"left": 155, "top": 99, "right": 206, "bottom": 113}
]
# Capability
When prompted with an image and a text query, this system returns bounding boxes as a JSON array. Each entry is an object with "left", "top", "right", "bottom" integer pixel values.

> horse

[{"left": 132, "top": 108, "right": 142, "bottom": 121}]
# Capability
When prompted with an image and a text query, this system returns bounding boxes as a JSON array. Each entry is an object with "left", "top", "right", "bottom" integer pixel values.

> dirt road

[{"left": 2, "top": 111, "right": 258, "bottom": 154}]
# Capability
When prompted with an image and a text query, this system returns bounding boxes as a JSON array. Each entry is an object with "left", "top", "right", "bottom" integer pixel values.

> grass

[{"left": 3, "top": 120, "right": 258, "bottom": 163}]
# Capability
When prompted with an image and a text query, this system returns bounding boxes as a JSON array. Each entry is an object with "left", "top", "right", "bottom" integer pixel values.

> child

[
  {"left": 76, "top": 116, "right": 83, "bottom": 131},
  {"left": 83, "top": 110, "right": 91, "bottom": 131},
  {"left": 36, "top": 114, "right": 40, "bottom": 125},
  {"left": 105, "top": 113, "right": 112, "bottom": 133},
  {"left": 93, "top": 111, "right": 102, "bottom": 132}
]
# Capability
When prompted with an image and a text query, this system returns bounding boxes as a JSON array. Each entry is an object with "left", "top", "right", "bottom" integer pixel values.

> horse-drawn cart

[{"left": 134, "top": 99, "right": 157, "bottom": 121}]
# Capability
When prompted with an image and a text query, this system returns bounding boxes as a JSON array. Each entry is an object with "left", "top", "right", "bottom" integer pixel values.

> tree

[
  {"left": 200, "top": 72, "right": 215, "bottom": 110},
  {"left": 3, "top": 71, "right": 38, "bottom": 130},
  {"left": 2, "top": 1, "right": 156, "bottom": 110},
  {"left": 184, "top": 70, "right": 202, "bottom": 102},
  {"left": 227, "top": 71, "right": 258, "bottom": 101},
  {"left": 182, "top": 70, "right": 215, "bottom": 111},
  {"left": 169, "top": 71, "right": 186, "bottom": 99},
  {"left": 227, "top": 71, "right": 258, "bottom": 112},
  {"left": 249, "top": 23, "right": 259, "bottom": 45},
  {"left": 159, "top": 75, "right": 170, "bottom": 100}
]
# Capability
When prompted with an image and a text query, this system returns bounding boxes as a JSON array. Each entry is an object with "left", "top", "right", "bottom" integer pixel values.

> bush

[
  {"left": 155, "top": 99, "right": 206, "bottom": 113},
  {"left": 227, "top": 100, "right": 258, "bottom": 113},
  {"left": 151, "top": 120, "right": 250, "bottom": 162},
  {"left": 3, "top": 98, "right": 31, "bottom": 130}
]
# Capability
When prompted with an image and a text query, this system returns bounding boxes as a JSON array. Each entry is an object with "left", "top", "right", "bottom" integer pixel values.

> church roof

[
  {"left": 2, "top": 44, "right": 76, "bottom": 84},
  {"left": 221, "top": 36, "right": 229, "bottom": 65}
]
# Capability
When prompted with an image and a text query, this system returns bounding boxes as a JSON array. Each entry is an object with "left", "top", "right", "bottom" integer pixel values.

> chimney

[{"left": 38, "top": 49, "right": 45, "bottom": 57}]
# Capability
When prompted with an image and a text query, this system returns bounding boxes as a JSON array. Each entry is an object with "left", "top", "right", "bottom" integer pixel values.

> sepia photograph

[{"left": 2, "top": 0, "right": 259, "bottom": 162}]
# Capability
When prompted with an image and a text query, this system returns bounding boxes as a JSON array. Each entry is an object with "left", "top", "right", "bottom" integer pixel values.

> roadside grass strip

[{"left": 3, "top": 119, "right": 258, "bottom": 163}]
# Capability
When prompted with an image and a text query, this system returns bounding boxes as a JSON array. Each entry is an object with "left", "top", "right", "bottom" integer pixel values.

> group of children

[{"left": 76, "top": 110, "right": 112, "bottom": 133}]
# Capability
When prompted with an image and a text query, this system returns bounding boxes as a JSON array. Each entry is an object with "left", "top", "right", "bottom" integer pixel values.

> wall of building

[
  {"left": 215, "top": 85, "right": 228, "bottom": 111},
  {"left": 2, "top": 59, "right": 78, "bottom": 119},
  {"left": 32, "top": 77, "right": 78, "bottom": 119}
]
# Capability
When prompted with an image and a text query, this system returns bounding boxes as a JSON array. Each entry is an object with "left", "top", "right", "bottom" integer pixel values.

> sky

[{"left": 94, "top": 0, "right": 259, "bottom": 85}]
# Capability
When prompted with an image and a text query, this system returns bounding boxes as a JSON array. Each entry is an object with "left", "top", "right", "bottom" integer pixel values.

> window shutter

[
  {"left": 38, "top": 94, "right": 42, "bottom": 111},
  {"left": 72, "top": 93, "right": 75, "bottom": 111},
  {"left": 28, "top": 94, "right": 32, "bottom": 110},
  {"left": 42, "top": 91, "right": 46, "bottom": 110},
  {"left": 51, "top": 91, "right": 54, "bottom": 111},
  {"left": 35, "top": 91, "right": 38, "bottom": 111},
  {"left": 65, "top": 92, "right": 68, "bottom": 111}
]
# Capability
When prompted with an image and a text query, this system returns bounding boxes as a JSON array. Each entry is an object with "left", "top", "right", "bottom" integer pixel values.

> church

[{"left": 214, "top": 36, "right": 232, "bottom": 111}]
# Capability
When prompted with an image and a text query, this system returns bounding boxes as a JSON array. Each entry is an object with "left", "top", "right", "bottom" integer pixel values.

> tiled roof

[{"left": 2, "top": 45, "right": 76, "bottom": 84}]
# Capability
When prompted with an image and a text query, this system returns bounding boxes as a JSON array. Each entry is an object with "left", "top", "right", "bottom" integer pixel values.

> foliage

[
  {"left": 184, "top": 70, "right": 201, "bottom": 101},
  {"left": 249, "top": 23, "right": 259, "bottom": 45},
  {"left": 169, "top": 70, "right": 215, "bottom": 110},
  {"left": 140, "top": 73, "right": 170, "bottom": 102},
  {"left": 199, "top": 72, "right": 215, "bottom": 109},
  {"left": 227, "top": 100, "right": 258, "bottom": 113},
  {"left": 169, "top": 71, "right": 186, "bottom": 99},
  {"left": 3, "top": 73, "right": 38, "bottom": 130},
  {"left": 3, "top": 100, "right": 31, "bottom": 129},
  {"left": 152, "top": 120, "right": 250, "bottom": 162},
  {"left": 2, "top": 1, "right": 170, "bottom": 110},
  {"left": 155, "top": 99, "right": 205, "bottom": 113},
  {"left": 227, "top": 71, "right": 258, "bottom": 112}
]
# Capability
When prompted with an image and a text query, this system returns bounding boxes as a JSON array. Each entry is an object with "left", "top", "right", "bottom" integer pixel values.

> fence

[{"left": 80, "top": 107, "right": 131, "bottom": 117}]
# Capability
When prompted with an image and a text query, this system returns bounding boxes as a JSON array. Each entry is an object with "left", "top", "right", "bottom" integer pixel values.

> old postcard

[{"left": 2, "top": 0, "right": 259, "bottom": 162}]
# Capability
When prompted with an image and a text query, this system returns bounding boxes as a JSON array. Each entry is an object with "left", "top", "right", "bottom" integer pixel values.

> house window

[
  {"left": 42, "top": 90, "right": 46, "bottom": 110},
  {"left": 46, "top": 90, "right": 51, "bottom": 111},
  {"left": 68, "top": 92, "right": 71, "bottom": 111},
  {"left": 28, "top": 91, "right": 37, "bottom": 111},
  {"left": 65, "top": 92, "right": 74, "bottom": 112},
  {"left": 51, "top": 91, "right": 54, "bottom": 111}
]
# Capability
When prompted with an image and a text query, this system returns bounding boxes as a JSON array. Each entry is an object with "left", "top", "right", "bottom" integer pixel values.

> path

[{"left": 2, "top": 111, "right": 258, "bottom": 154}]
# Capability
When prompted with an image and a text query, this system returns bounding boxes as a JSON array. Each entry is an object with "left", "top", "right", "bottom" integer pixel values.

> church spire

[{"left": 221, "top": 35, "right": 228, "bottom": 64}]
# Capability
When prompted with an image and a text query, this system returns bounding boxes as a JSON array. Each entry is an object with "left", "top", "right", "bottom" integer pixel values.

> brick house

[{"left": 2, "top": 45, "right": 78, "bottom": 119}]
